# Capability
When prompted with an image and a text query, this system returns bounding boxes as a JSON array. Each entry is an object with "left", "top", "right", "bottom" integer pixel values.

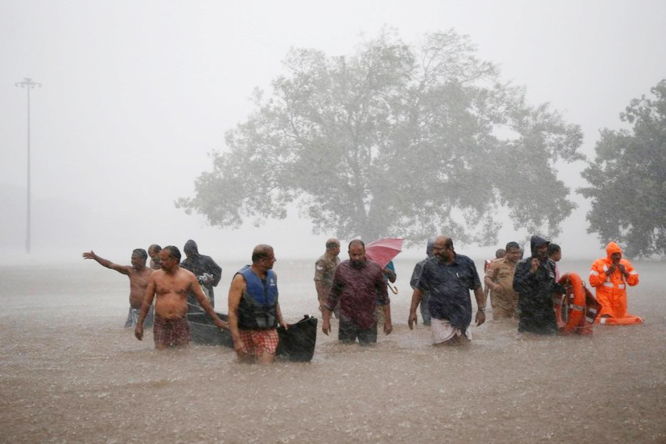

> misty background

[{"left": 2, "top": 0, "right": 665, "bottom": 265}]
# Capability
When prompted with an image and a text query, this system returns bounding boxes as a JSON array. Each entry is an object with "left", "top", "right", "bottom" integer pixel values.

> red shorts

[
  {"left": 153, "top": 314, "right": 190, "bottom": 348},
  {"left": 239, "top": 329, "right": 279, "bottom": 357}
]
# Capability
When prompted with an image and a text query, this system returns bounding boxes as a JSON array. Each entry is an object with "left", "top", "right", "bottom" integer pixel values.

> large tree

[
  {"left": 580, "top": 79, "right": 666, "bottom": 257},
  {"left": 177, "top": 29, "right": 583, "bottom": 244}
]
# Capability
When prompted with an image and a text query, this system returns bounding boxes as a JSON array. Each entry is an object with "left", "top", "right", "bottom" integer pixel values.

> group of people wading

[
  {"left": 315, "top": 235, "right": 641, "bottom": 347},
  {"left": 83, "top": 234, "right": 641, "bottom": 364}
]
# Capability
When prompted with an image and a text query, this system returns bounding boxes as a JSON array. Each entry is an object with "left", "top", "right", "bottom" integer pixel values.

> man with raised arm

[
  {"left": 82, "top": 249, "right": 154, "bottom": 327},
  {"left": 228, "top": 245, "right": 287, "bottom": 364},
  {"left": 134, "top": 246, "right": 227, "bottom": 349}
]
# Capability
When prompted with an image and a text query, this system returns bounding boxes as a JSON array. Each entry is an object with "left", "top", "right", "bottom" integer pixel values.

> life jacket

[
  {"left": 555, "top": 272, "right": 601, "bottom": 335},
  {"left": 236, "top": 265, "right": 279, "bottom": 330}
]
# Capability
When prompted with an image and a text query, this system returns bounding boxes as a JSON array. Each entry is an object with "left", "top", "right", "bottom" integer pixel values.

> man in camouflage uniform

[
  {"left": 314, "top": 238, "right": 341, "bottom": 314},
  {"left": 484, "top": 242, "right": 521, "bottom": 320}
]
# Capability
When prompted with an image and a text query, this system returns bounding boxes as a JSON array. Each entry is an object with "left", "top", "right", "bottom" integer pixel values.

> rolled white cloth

[{"left": 431, "top": 318, "right": 472, "bottom": 344}]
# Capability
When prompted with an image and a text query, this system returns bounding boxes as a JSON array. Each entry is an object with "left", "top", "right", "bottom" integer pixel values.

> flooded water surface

[{"left": 1, "top": 259, "right": 665, "bottom": 443}]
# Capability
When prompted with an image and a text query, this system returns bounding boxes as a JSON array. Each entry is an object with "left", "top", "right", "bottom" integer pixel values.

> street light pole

[{"left": 15, "top": 77, "right": 41, "bottom": 254}]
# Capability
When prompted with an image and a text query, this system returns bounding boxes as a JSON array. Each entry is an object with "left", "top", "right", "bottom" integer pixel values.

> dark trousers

[{"left": 339, "top": 319, "right": 377, "bottom": 345}]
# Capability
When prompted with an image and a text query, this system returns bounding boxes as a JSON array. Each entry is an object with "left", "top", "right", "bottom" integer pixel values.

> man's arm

[
  {"left": 135, "top": 277, "right": 156, "bottom": 340},
  {"left": 588, "top": 260, "right": 608, "bottom": 288},
  {"left": 484, "top": 262, "right": 500, "bottom": 293},
  {"left": 82, "top": 251, "right": 130, "bottom": 275},
  {"left": 408, "top": 288, "right": 423, "bottom": 330},
  {"left": 513, "top": 260, "right": 535, "bottom": 295},
  {"left": 228, "top": 274, "right": 247, "bottom": 353},
  {"left": 375, "top": 267, "right": 392, "bottom": 334},
  {"left": 314, "top": 259, "right": 329, "bottom": 305},
  {"left": 190, "top": 276, "right": 227, "bottom": 329},
  {"left": 473, "top": 286, "right": 486, "bottom": 326},
  {"left": 322, "top": 268, "right": 343, "bottom": 336},
  {"left": 409, "top": 262, "right": 423, "bottom": 290},
  {"left": 276, "top": 302, "right": 287, "bottom": 329},
  {"left": 207, "top": 258, "right": 222, "bottom": 287},
  {"left": 623, "top": 261, "right": 639, "bottom": 286},
  {"left": 273, "top": 272, "right": 287, "bottom": 329}
]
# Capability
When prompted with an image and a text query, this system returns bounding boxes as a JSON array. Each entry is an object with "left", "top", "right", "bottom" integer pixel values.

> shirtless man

[
  {"left": 82, "top": 249, "right": 154, "bottom": 327},
  {"left": 134, "top": 245, "right": 228, "bottom": 349},
  {"left": 148, "top": 244, "right": 162, "bottom": 270}
]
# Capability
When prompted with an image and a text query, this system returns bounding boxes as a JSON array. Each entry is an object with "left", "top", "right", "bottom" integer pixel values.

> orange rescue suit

[{"left": 589, "top": 242, "right": 639, "bottom": 319}]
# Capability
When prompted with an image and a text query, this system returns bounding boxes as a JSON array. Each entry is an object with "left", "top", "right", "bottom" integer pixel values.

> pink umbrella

[{"left": 365, "top": 238, "right": 403, "bottom": 269}]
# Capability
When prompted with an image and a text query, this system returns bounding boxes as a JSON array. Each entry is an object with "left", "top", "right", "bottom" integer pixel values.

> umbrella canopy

[{"left": 365, "top": 238, "right": 403, "bottom": 269}]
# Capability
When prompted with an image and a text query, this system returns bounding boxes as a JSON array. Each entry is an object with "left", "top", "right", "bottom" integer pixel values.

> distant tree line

[
  {"left": 176, "top": 27, "right": 665, "bottom": 257},
  {"left": 580, "top": 79, "right": 666, "bottom": 257}
]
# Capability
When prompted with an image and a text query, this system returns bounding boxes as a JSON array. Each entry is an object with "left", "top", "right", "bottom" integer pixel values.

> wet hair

[
  {"left": 326, "top": 240, "right": 339, "bottom": 249},
  {"left": 548, "top": 243, "right": 561, "bottom": 256},
  {"left": 505, "top": 241, "right": 520, "bottom": 252},
  {"left": 426, "top": 238, "right": 435, "bottom": 256},
  {"left": 163, "top": 245, "right": 181, "bottom": 262},
  {"left": 132, "top": 248, "right": 148, "bottom": 260},
  {"left": 148, "top": 244, "right": 162, "bottom": 255},
  {"left": 348, "top": 239, "right": 365, "bottom": 251},
  {"left": 495, "top": 248, "right": 506, "bottom": 258},
  {"left": 443, "top": 237, "right": 454, "bottom": 250},
  {"left": 252, "top": 245, "right": 273, "bottom": 263}
]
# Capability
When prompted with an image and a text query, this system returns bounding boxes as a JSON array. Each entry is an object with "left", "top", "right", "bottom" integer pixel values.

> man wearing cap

[{"left": 314, "top": 238, "right": 341, "bottom": 314}]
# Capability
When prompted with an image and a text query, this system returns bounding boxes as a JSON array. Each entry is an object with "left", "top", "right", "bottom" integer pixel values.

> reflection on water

[{"left": 1, "top": 259, "right": 665, "bottom": 443}]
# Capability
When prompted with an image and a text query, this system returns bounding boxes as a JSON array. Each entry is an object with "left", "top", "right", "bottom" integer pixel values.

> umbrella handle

[{"left": 388, "top": 282, "right": 398, "bottom": 295}]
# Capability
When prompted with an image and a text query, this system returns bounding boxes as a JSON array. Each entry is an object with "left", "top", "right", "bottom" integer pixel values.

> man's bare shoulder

[
  {"left": 150, "top": 269, "right": 167, "bottom": 281},
  {"left": 231, "top": 272, "right": 246, "bottom": 285},
  {"left": 176, "top": 267, "right": 198, "bottom": 285},
  {"left": 130, "top": 266, "right": 153, "bottom": 277},
  {"left": 179, "top": 267, "right": 196, "bottom": 279}
]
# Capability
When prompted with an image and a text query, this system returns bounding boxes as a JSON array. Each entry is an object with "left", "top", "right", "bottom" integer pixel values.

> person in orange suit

[{"left": 589, "top": 242, "right": 639, "bottom": 320}]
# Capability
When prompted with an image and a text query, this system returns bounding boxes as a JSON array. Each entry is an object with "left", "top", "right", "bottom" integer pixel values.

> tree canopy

[
  {"left": 177, "top": 29, "right": 583, "bottom": 245},
  {"left": 580, "top": 79, "right": 666, "bottom": 257}
]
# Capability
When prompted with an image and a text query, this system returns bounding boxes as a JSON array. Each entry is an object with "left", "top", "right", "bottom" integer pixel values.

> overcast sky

[{"left": 1, "top": 0, "right": 665, "bottom": 264}]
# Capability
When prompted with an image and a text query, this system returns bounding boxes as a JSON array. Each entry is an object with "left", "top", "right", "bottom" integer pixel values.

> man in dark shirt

[
  {"left": 408, "top": 236, "right": 486, "bottom": 345},
  {"left": 180, "top": 239, "right": 222, "bottom": 311},
  {"left": 322, "top": 239, "right": 392, "bottom": 345},
  {"left": 409, "top": 238, "right": 435, "bottom": 326},
  {"left": 513, "top": 235, "right": 560, "bottom": 335}
]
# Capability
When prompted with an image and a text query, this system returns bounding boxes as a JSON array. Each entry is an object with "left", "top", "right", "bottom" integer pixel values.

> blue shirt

[{"left": 416, "top": 254, "right": 481, "bottom": 330}]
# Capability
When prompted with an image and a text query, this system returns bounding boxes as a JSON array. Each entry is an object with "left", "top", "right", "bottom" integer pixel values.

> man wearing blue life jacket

[{"left": 228, "top": 244, "right": 287, "bottom": 364}]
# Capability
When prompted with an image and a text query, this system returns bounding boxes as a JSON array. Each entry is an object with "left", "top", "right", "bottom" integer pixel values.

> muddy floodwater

[{"left": 1, "top": 258, "right": 665, "bottom": 443}]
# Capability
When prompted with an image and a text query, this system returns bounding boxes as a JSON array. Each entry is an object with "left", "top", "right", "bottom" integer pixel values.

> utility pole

[{"left": 15, "top": 77, "right": 41, "bottom": 254}]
